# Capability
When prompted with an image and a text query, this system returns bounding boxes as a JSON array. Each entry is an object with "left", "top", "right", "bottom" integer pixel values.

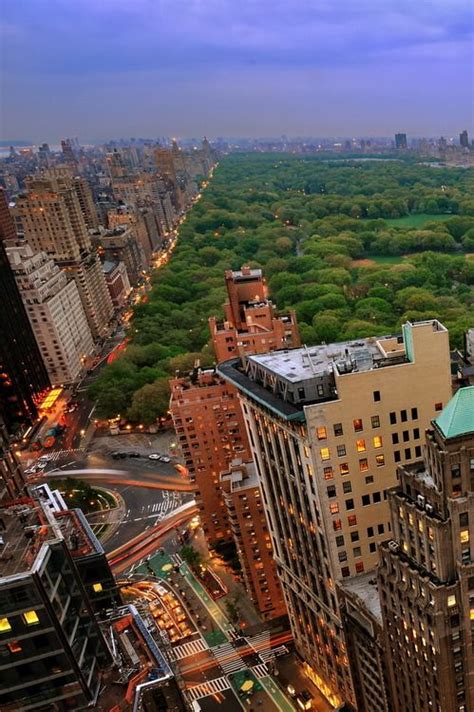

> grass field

[{"left": 383, "top": 213, "right": 450, "bottom": 227}]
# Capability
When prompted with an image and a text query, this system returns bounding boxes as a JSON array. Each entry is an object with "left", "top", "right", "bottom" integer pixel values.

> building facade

[
  {"left": 102, "top": 259, "right": 131, "bottom": 309},
  {"left": 7, "top": 243, "right": 93, "bottom": 385},
  {"left": 209, "top": 266, "right": 300, "bottom": 363},
  {"left": 218, "top": 320, "right": 452, "bottom": 707},
  {"left": 0, "top": 193, "right": 50, "bottom": 435},
  {"left": 13, "top": 173, "right": 113, "bottom": 339},
  {"left": 378, "top": 386, "right": 474, "bottom": 712},
  {"left": 221, "top": 459, "right": 286, "bottom": 619}
]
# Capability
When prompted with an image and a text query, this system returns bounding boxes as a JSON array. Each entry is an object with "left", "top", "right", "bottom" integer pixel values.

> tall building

[
  {"left": 0, "top": 187, "right": 17, "bottom": 245},
  {"left": 7, "top": 243, "right": 94, "bottom": 385},
  {"left": 13, "top": 173, "right": 113, "bottom": 339},
  {"left": 102, "top": 259, "right": 131, "bottom": 309},
  {"left": 73, "top": 175, "right": 100, "bottom": 230},
  {"left": 0, "top": 418, "right": 26, "bottom": 499},
  {"left": 0, "top": 490, "right": 114, "bottom": 710},
  {"left": 395, "top": 133, "right": 408, "bottom": 150},
  {"left": 221, "top": 459, "right": 286, "bottom": 619},
  {"left": 460, "top": 130, "right": 469, "bottom": 148},
  {"left": 209, "top": 266, "right": 300, "bottom": 363},
  {"left": 378, "top": 387, "right": 474, "bottom": 712},
  {"left": 0, "top": 193, "right": 50, "bottom": 436},
  {"left": 218, "top": 320, "right": 452, "bottom": 707},
  {"left": 170, "top": 368, "right": 250, "bottom": 543},
  {"left": 92, "top": 226, "right": 146, "bottom": 285}
]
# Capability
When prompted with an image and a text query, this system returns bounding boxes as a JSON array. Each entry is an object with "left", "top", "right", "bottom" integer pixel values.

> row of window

[
  {"left": 320, "top": 437, "right": 383, "bottom": 461},
  {"left": 329, "top": 490, "right": 387, "bottom": 514}
]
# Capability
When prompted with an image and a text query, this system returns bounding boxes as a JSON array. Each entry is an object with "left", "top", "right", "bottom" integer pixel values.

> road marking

[
  {"left": 186, "top": 676, "right": 230, "bottom": 702},
  {"left": 171, "top": 638, "right": 209, "bottom": 660}
]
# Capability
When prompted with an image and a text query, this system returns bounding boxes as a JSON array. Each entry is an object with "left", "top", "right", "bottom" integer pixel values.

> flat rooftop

[
  {"left": 340, "top": 572, "right": 382, "bottom": 622},
  {"left": 248, "top": 335, "right": 407, "bottom": 384}
]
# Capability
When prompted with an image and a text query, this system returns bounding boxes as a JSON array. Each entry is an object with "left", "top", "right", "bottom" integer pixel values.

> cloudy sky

[{"left": 1, "top": 0, "right": 473, "bottom": 142}]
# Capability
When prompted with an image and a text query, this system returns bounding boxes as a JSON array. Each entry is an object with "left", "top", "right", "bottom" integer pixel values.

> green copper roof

[{"left": 435, "top": 387, "right": 474, "bottom": 439}]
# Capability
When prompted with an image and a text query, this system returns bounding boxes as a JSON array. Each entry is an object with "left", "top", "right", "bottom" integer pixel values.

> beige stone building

[
  {"left": 218, "top": 320, "right": 453, "bottom": 708},
  {"left": 7, "top": 243, "right": 93, "bottom": 384},
  {"left": 13, "top": 173, "right": 113, "bottom": 339}
]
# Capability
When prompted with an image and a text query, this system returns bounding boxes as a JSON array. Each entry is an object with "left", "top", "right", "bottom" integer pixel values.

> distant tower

[
  {"left": 460, "top": 130, "right": 469, "bottom": 148},
  {"left": 61, "top": 138, "right": 77, "bottom": 165},
  {"left": 395, "top": 133, "right": 408, "bottom": 150}
]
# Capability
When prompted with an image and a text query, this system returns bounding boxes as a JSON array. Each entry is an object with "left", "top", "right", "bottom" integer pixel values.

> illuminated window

[
  {"left": 22, "top": 610, "right": 39, "bottom": 625},
  {"left": 92, "top": 583, "right": 103, "bottom": 593},
  {"left": 470, "top": 609, "right": 474, "bottom": 621},
  {"left": 329, "top": 503, "right": 340, "bottom": 514},
  {"left": 359, "top": 458, "right": 369, "bottom": 472},
  {"left": 320, "top": 448, "right": 330, "bottom": 461},
  {"left": 333, "top": 519, "right": 342, "bottom": 531},
  {"left": 353, "top": 419, "right": 363, "bottom": 432},
  {"left": 355, "top": 562, "right": 365, "bottom": 573},
  {"left": 0, "top": 617, "right": 12, "bottom": 633},
  {"left": 376, "top": 454, "right": 385, "bottom": 467},
  {"left": 303, "top": 446, "right": 310, "bottom": 458},
  {"left": 7, "top": 641, "right": 22, "bottom": 653},
  {"left": 317, "top": 427, "right": 327, "bottom": 440},
  {"left": 323, "top": 466, "right": 334, "bottom": 480},
  {"left": 340, "top": 463, "right": 349, "bottom": 476},
  {"left": 356, "top": 439, "right": 366, "bottom": 453},
  {"left": 348, "top": 515, "right": 357, "bottom": 527},
  {"left": 373, "top": 436, "right": 383, "bottom": 449},
  {"left": 460, "top": 530, "right": 470, "bottom": 544},
  {"left": 447, "top": 595, "right": 457, "bottom": 608}
]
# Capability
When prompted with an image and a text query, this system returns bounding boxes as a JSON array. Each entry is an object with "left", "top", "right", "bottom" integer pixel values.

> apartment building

[
  {"left": 221, "top": 459, "right": 286, "bottom": 619},
  {"left": 170, "top": 369, "right": 250, "bottom": 543},
  {"left": 378, "top": 386, "right": 474, "bottom": 712},
  {"left": 209, "top": 266, "right": 300, "bottom": 363},
  {"left": 0, "top": 491, "right": 115, "bottom": 710},
  {"left": 217, "top": 320, "right": 452, "bottom": 707},
  {"left": 7, "top": 243, "right": 93, "bottom": 384},
  {"left": 13, "top": 173, "right": 113, "bottom": 339}
]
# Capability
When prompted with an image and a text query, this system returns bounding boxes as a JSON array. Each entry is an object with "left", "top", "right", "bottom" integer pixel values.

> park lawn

[{"left": 383, "top": 213, "right": 450, "bottom": 227}]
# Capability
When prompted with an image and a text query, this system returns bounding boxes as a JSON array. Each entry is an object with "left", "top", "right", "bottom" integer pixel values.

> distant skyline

[{"left": 1, "top": 0, "right": 473, "bottom": 142}]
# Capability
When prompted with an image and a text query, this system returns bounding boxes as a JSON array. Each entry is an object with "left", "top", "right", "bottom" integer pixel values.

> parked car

[
  {"left": 38, "top": 454, "right": 53, "bottom": 462},
  {"left": 111, "top": 452, "right": 127, "bottom": 459},
  {"left": 36, "top": 461, "right": 47, "bottom": 469},
  {"left": 148, "top": 453, "right": 161, "bottom": 460},
  {"left": 160, "top": 455, "right": 171, "bottom": 463},
  {"left": 128, "top": 451, "right": 141, "bottom": 458},
  {"left": 24, "top": 466, "right": 40, "bottom": 475}
]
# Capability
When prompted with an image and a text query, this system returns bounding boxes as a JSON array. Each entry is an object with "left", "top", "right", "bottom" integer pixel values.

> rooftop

[
  {"left": 340, "top": 572, "right": 382, "bottom": 622},
  {"left": 435, "top": 386, "right": 474, "bottom": 439},
  {"left": 221, "top": 459, "right": 259, "bottom": 492}
]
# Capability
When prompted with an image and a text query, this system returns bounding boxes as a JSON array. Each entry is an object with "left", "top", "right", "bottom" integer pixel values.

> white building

[{"left": 7, "top": 243, "right": 94, "bottom": 384}]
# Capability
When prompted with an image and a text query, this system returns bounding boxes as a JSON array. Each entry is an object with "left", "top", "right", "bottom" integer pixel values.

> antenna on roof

[{"left": 303, "top": 344, "right": 317, "bottom": 374}]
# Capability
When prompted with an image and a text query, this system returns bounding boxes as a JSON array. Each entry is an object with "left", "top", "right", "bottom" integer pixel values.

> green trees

[{"left": 88, "top": 155, "right": 474, "bottom": 419}]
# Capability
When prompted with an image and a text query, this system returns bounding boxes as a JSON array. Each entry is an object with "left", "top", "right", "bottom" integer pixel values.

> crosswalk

[
  {"left": 259, "top": 645, "right": 289, "bottom": 663},
  {"left": 171, "top": 638, "right": 208, "bottom": 660},
  {"left": 187, "top": 676, "right": 230, "bottom": 702},
  {"left": 34, "top": 448, "right": 85, "bottom": 464},
  {"left": 212, "top": 641, "right": 245, "bottom": 675},
  {"left": 125, "top": 498, "right": 178, "bottom": 522},
  {"left": 252, "top": 663, "right": 269, "bottom": 678}
]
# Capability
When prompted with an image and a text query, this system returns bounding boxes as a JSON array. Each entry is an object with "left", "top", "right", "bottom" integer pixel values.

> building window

[
  {"left": 376, "top": 454, "right": 385, "bottom": 467},
  {"left": 337, "top": 444, "right": 346, "bottom": 457},
  {"left": 373, "top": 491, "right": 381, "bottom": 503},
  {"left": 359, "top": 458, "right": 369, "bottom": 472},
  {"left": 343, "top": 481, "right": 352, "bottom": 494},
  {"left": 362, "top": 494, "right": 370, "bottom": 506},
  {"left": 389, "top": 412, "right": 397, "bottom": 425},
  {"left": 367, "top": 527, "right": 374, "bottom": 537},
  {"left": 460, "top": 530, "right": 470, "bottom": 544},
  {"left": 447, "top": 595, "right": 457, "bottom": 608},
  {"left": 353, "top": 419, "right": 363, "bottom": 432},
  {"left": 371, "top": 415, "right": 380, "bottom": 428},
  {"left": 369, "top": 542, "right": 376, "bottom": 553},
  {"left": 353, "top": 547, "right": 362, "bottom": 558},
  {"left": 336, "top": 535, "right": 345, "bottom": 547},
  {"left": 403, "top": 430, "right": 410, "bottom": 442},
  {"left": 351, "top": 531, "right": 359, "bottom": 542},
  {"left": 0, "top": 617, "right": 12, "bottom": 633},
  {"left": 341, "top": 566, "right": 351, "bottom": 577},
  {"left": 356, "top": 439, "right": 366, "bottom": 452},
  {"left": 323, "top": 466, "right": 334, "bottom": 480},
  {"left": 373, "top": 391, "right": 381, "bottom": 402},
  {"left": 394, "top": 450, "right": 401, "bottom": 463},
  {"left": 320, "top": 447, "right": 330, "bottom": 461},
  {"left": 373, "top": 436, "right": 383, "bottom": 449},
  {"left": 22, "top": 610, "right": 39, "bottom": 626},
  {"left": 345, "top": 499, "right": 355, "bottom": 511},
  {"left": 365, "top": 475, "right": 374, "bottom": 484},
  {"left": 400, "top": 409, "right": 407, "bottom": 422},
  {"left": 411, "top": 407, "right": 418, "bottom": 420},
  {"left": 415, "top": 446, "right": 422, "bottom": 458},
  {"left": 348, "top": 515, "right": 357, "bottom": 526},
  {"left": 317, "top": 427, "right": 327, "bottom": 440},
  {"left": 377, "top": 523, "right": 385, "bottom": 534},
  {"left": 329, "top": 502, "right": 340, "bottom": 514},
  {"left": 355, "top": 562, "right": 365, "bottom": 573},
  {"left": 7, "top": 641, "right": 22, "bottom": 653},
  {"left": 333, "top": 519, "right": 342, "bottom": 531},
  {"left": 92, "top": 583, "right": 103, "bottom": 593},
  {"left": 435, "top": 402, "right": 443, "bottom": 411},
  {"left": 404, "top": 448, "right": 412, "bottom": 460},
  {"left": 338, "top": 551, "right": 348, "bottom": 562},
  {"left": 340, "top": 463, "right": 350, "bottom": 476},
  {"left": 333, "top": 423, "right": 343, "bottom": 437},
  {"left": 327, "top": 485, "right": 337, "bottom": 498}
]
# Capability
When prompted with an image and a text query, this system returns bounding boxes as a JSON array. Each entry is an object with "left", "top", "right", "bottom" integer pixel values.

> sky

[{"left": 1, "top": 0, "right": 473, "bottom": 142}]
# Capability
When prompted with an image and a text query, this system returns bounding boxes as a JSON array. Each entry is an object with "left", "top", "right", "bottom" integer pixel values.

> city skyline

[{"left": 1, "top": 0, "right": 473, "bottom": 142}]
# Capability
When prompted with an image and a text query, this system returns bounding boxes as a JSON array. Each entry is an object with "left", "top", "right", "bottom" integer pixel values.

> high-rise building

[
  {"left": 218, "top": 320, "right": 452, "bottom": 707},
  {"left": 61, "top": 137, "right": 77, "bottom": 165},
  {"left": 460, "top": 130, "right": 469, "bottom": 148},
  {"left": 0, "top": 418, "right": 26, "bottom": 499},
  {"left": 0, "top": 187, "right": 17, "bottom": 245},
  {"left": 221, "top": 459, "right": 286, "bottom": 619},
  {"left": 0, "top": 489, "right": 114, "bottom": 710},
  {"left": 378, "top": 387, "right": 474, "bottom": 712},
  {"left": 73, "top": 175, "right": 100, "bottom": 230},
  {"left": 92, "top": 226, "right": 146, "bottom": 286},
  {"left": 209, "top": 266, "right": 300, "bottom": 363},
  {"left": 7, "top": 243, "right": 94, "bottom": 385},
  {"left": 0, "top": 193, "right": 50, "bottom": 436},
  {"left": 395, "top": 133, "right": 408, "bottom": 150},
  {"left": 170, "top": 368, "right": 251, "bottom": 543},
  {"left": 13, "top": 173, "right": 113, "bottom": 339},
  {"left": 102, "top": 259, "right": 131, "bottom": 309}
]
